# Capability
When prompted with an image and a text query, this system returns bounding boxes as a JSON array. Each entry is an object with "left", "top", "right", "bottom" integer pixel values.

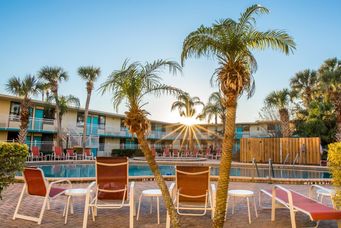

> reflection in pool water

[{"left": 19, "top": 163, "right": 331, "bottom": 179}]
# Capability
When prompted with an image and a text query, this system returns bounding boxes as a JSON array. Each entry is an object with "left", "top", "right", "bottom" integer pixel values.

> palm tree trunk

[
  {"left": 18, "top": 97, "right": 30, "bottom": 144},
  {"left": 215, "top": 114, "right": 218, "bottom": 149},
  {"left": 213, "top": 97, "right": 237, "bottom": 228},
  {"left": 52, "top": 85, "right": 62, "bottom": 147},
  {"left": 136, "top": 132, "right": 180, "bottom": 228},
  {"left": 279, "top": 109, "right": 290, "bottom": 137},
  {"left": 189, "top": 128, "right": 193, "bottom": 152},
  {"left": 82, "top": 90, "right": 92, "bottom": 151},
  {"left": 335, "top": 98, "right": 341, "bottom": 142}
]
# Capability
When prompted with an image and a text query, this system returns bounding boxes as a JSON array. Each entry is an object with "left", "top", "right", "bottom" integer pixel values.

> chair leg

[
  {"left": 13, "top": 184, "right": 26, "bottom": 220},
  {"left": 157, "top": 196, "right": 160, "bottom": 224},
  {"left": 64, "top": 196, "right": 70, "bottom": 224},
  {"left": 150, "top": 197, "right": 153, "bottom": 214},
  {"left": 166, "top": 211, "right": 170, "bottom": 228},
  {"left": 38, "top": 195, "right": 49, "bottom": 224},
  {"left": 137, "top": 194, "right": 143, "bottom": 220},
  {"left": 247, "top": 197, "right": 251, "bottom": 224},
  {"left": 82, "top": 192, "right": 90, "bottom": 228},
  {"left": 47, "top": 199, "right": 51, "bottom": 210},
  {"left": 253, "top": 196, "right": 258, "bottom": 218}
]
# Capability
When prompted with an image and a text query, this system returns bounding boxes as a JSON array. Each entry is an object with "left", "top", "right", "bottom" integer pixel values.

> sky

[{"left": 0, "top": 0, "right": 340, "bottom": 124}]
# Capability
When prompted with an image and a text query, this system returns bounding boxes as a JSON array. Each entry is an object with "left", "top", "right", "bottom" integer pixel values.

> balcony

[{"left": 0, "top": 115, "right": 57, "bottom": 133}]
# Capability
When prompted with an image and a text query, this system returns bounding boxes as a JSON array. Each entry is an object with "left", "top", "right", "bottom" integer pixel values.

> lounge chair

[
  {"left": 193, "top": 148, "right": 199, "bottom": 157},
  {"left": 151, "top": 147, "right": 157, "bottom": 158},
  {"left": 83, "top": 148, "right": 93, "bottom": 160},
  {"left": 13, "top": 167, "right": 71, "bottom": 224},
  {"left": 172, "top": 148, "right": 180, "bottom": 157},
  {"left": 66, "top": 149, "right": 77, "bottom": 160},
  {"left": 166, "top": 166, "right": 216, "bottom": 228},
  {"left": 215, "top": 147, "right": 222, "bottom": 159},
  {"left": 53, "top": 146, "right": 65, "bottom": 160},
  {"left": 83, "top": 157, "right": 135, "bottom": 228},
  {"left": 183, "top": 148, "right": 190, "bottom": 157},
  {"left": 259, "top": 185, "right": 341, "bottom": 228},
  {"left": 30, "top": 146, "right": 45, "bottom": 161},
  {"left": 163, "top": 148, "right": 171, "bottom": 157},
  {"left": 200, "top": 147, "right": 212, "bottom": 159}
]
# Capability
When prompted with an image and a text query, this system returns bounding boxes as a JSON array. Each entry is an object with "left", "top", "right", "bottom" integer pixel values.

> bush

[
  {"left": 111, "top": 149, "right": 144, "bottom": 158},
  {"left": 0, "top": 143, "right": 28, "bottom": 199},
  {"left": 327, "top": 142, "right": 341, "bottom": 208}
]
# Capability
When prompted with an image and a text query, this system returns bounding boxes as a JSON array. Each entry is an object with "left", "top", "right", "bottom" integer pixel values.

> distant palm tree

[
  {"left": 99, "top": 59, "right": 183, "bottom": 228},
  {"left": 265, "top": 89, "right": 292, "bottom": 137},
  {"left": 181, "top": 4, "right": 295, "bottom": 226},
  {"left": 6, "top": 75, "right": 43, "bottom": 144},
  {"left": 171, "top": 94, "right": 204, "bottom": 150},
  {"left": 38, "top": 67, "right": 68, "bottom": 147},
  {"left": 198, "top": 92, "right": 226, "bottom": 147},
  {"left": 317, "top": 58, "right": 341, "bottom": 141},
  {"left": 290, "top": 69, "right": 318, "bottom": 107},
  {"left": 78, "top": 66, "right": 101, "bottom": 151}
]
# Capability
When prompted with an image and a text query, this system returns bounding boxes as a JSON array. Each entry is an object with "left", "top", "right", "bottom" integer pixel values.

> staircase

[{"left": 62, "top": 127, "right": 99, "bottom": 149}]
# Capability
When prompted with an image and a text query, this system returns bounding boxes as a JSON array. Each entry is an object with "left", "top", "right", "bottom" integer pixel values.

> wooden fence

[{"left": 240, "top": 137, "right": 321, "bottom": 165}]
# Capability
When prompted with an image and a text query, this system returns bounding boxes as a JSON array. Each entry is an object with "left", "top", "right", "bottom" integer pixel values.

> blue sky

[{"left": 0, "top": 0, "right": 340, "bottom": 123}]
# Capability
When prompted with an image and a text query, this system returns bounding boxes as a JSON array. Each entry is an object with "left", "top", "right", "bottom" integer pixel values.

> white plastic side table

[
  {"left": 226, "top": 190, "right": 258, "bottom": 224},
  {"left": 137, "top": 189, "right": 162, "bottom": 224},
  {"left": 63, "top": 188, "right": 88, "bottom": 224},
  {"left": 316, "top": 188, "right": 334, "bottom": 204}
]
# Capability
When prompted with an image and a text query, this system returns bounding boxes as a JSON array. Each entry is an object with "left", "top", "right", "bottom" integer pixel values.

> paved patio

[{"left": 0, "top": 181, "right": 338, "bottom": 227}]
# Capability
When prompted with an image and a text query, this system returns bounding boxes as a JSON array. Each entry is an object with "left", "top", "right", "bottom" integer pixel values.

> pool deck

[{"left": 0, "top": 181, "right": 338, "bottom": 227}]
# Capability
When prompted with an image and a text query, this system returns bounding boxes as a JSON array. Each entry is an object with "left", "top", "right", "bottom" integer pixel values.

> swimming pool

[{"left": 20, "top": 163, "right": 331, "bottom": 179}]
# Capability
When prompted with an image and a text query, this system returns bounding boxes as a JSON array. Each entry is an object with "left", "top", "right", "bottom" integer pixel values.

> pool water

[{"left": 20, "top": 163, "right": 331, "bottom": 179}]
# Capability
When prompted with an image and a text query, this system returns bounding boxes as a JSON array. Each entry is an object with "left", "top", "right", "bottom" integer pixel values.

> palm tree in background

[
  {"left": 171, "top": 94, "right": 204, "bottom": 150},
  {"left": 198, "top": 92, "right": 226, "bottom": 147},
  {"left": 78, "top": 66, "right": 101, "bottom": 151},
  {"left": 265, "top": 89, "right": 292, "bottom": 137},
  {"left": 290, "top": 69, "right": 318, "bottom": 107},
  {"left": 38, "top": 67, "right": 68, "bottom": 147},
  {"left": 99, "top": 59, "right": 183, "bottom": 228},
  {"left": 317, "top": 58, "right": 341, "bottom": 141},
  {"left": 181, "top": 4, "right": 295, "bottom": 226},
  {"left": 6, "top": 75, "right": 43, "bottom": 144},
  {"left": 49, "top": 95, "right": 80, "bottom": 124}
]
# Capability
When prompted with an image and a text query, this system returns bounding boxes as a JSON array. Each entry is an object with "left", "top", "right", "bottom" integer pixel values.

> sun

[{"left": 180, "top": 117, "right": 198, "bottom": 126}]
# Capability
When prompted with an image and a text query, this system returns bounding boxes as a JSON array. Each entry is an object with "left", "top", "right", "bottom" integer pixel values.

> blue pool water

[{"left": 19, "top": 163, "right": 331, "bottom": 179}]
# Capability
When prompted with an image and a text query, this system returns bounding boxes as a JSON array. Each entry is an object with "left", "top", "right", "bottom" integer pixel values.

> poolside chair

[
  {"left": 163, "top": 148, "right": 171, "bottom": 157},
  {"left": 66, "top": 149, "right": 77, "bottom": 160},
  {"left": 183, "top": 148, "right": 190, "bottom": 157},
  {"left": 83, "top": 157, "right": 135, "bottom": 228},
  {"left": 30, "top": 146, "right": 45, "bottom": 161},
  {"left": 53, "top": 146, "right": 65, "bottom": 160},
  {"left": 259, "top": 185, "right": 341, "bottom": 228},
  {"left": 13, "top": 167, "right": 71, "bottom": 224},
  {"left": 200, "top": 147, "right": 212, "bottom": 159},
  {"left": 166, "top": 166, "right": 216, "bottom": 228},
  {"left": 193, "top": 147, "right": 199, "bottom": 157},
  {"left": 215, "top": 147, "right": 222, "bottom": 160},
  {"left": 172, "top": 148, "right": 180, "bottom": 157},
  {"left": 83, "top": 148, "right": 93, "bottom": 160},
  {"left": 151, "top": 147, "right": 157, "bottom": 158}
]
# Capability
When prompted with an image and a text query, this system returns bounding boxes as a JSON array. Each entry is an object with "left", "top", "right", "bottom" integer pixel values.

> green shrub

[
  {"left": 111, "top": 149, "right": 144, "bottom": 158},
  {"left": 327, "top": 142, "right": 341, "bottom": 208},
  {"left": 0, "top": 143, "right": 28, "bottom": 199}
]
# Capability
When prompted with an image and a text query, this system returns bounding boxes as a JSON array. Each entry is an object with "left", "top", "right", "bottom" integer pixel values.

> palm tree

[
  {"left": 198, "top": 92, "right": 226, "bottom": 147},
  {"left": 290, "top": 69, "right": 318, "bottom": 107},
  {"left": 38, "top": 67, "right": 68, "bottom": 147},
  {"left": 317, "top": 58, "right": 341, "bottom": 141},
  {"left": 181, "top": 4, "right": 295, "bottom": 227},
  {"left": 99, "top": 59, "right": 183, "bottom": 227},
  {"left": 171, "top": 94, "right": 204, "bottom": 150},
  {"left": 78, "top": 66, "right": 101, "bottom": 151},
  {"left": 6, "top": 75, "right": 43, "bottom": 144},
  {"left": 265, "top": 89, "right": 292, "bottom": 137}
]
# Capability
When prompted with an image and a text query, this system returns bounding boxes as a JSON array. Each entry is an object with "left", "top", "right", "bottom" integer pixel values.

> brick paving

[{"left": 0, "top": 181, "right": 338, "bottom": 227}]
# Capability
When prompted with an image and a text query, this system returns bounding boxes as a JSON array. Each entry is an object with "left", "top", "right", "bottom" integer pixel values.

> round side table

[
  {"left": 227, "top": 190, "right": 258, "bottom": 224},
  {"left": 137, "top": 189, "right": 162, "bottom": 224},
  {"left": 63, "top": 188, "right": 88, "bottom": 224},
  {"left": 316, "top": 188, "right": 334, "bottom": 204}
]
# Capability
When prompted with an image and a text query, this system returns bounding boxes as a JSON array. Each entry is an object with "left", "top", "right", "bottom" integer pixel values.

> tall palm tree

[
  {"left": 290, "top": 69, "right": 318, "bottom": 107},
  {"left": 6, "top": 75, "right": 43, "bottom": 144},
  {"left": 171, "top": 94, "right": 204, "bottom": 150},
  {"left": 181, "top": 4, "right": 295, "bottom": 227},
  {"left": 317, "top": 58, "right": 341, "bottom": 141},
  {"left": 38, "top": 67, "right": 68, "bottom": 147},
  {"left": 78, "top": 66, "right": 101, "bottom": 151},
  {"left": 99, "top": 59, "right": 183, "bottom": 227},
  {"left": 265, "top": 89, "right": 292, "bottom": 137},
  {"left": 198, "top": 92, "right": 226, "bottom": 147}
]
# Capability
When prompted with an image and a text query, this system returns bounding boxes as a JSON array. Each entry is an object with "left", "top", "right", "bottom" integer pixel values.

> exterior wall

[
  {"left": 106, "top": 117, "right": 121, "bottom": 132},
  {"left": 249, "top": 124, "right": 269, "bottom": 137},
  {"left": 103, "top": 138, "right": 120, "bottom": 152},
  {"left": 61, "top": 111, "right": 78, "bottom": 129},
  {"left": 0, "top": 100, "right": 10, "bottom": 126},
  {"left": 0, "top": 131, "right": 7, "bottom": 141}
]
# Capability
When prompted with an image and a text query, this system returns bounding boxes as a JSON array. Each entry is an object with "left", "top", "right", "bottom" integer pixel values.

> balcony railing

[{"left": 0, "top": 115, "right": 57, "bottom": 132}]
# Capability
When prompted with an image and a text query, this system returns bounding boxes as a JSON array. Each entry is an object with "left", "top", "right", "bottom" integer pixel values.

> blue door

[
  {"left": 92, "top": 116, "right": 98, "bottom": 135},
  {"left": 34, "top": 109, "right": 44, "bottom": 131},
  {"left": 28, "top": 108, "right": 34, "bottom": 130},
  {"left": 86, "top": 116, "right": 91, "bottom": 135},
  {"left": 33, "top": 136, "right": 42, "bottom": 148}
]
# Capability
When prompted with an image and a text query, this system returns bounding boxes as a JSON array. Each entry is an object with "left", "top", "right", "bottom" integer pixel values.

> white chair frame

[{"left": 13, "top": 168, "right": 72, "bottom": 224}]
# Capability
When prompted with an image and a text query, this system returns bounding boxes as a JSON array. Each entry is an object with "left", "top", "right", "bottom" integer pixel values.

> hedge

[
  {"left": 327, "top": 142, "right": 341, "bottom": 208},
  {"left": 0, "top": 142, "right": 28, "bottom": 199}
]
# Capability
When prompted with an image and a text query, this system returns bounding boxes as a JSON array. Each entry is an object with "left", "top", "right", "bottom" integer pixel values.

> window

[
  {"left": 77, "top": 112, "right": 84, "bottom": 127},
  {"left": 120, "top": 118, "right": 127, "bottom": 130},
  {"left": 98, "top": 115, "right": 106, "bottom": 129},
  {"left": 242, "top": 125, "right": 250, "bottom": 132},
  {"left": 267, "top": 124, "right": 276, "bottom": 131},
  {"left": 9, "top": 102, "right": 20, "bottom": 121},
  {"left": 43, "top": 107, "right": 55, "bottom": 120}
]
